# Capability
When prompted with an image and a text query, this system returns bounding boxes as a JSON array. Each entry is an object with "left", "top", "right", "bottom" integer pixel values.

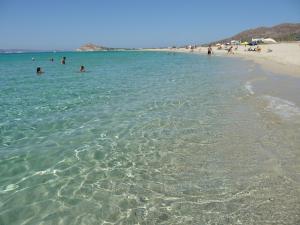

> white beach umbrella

[{"left": 262, "top": 38, "right": 277, "bottom": 44}]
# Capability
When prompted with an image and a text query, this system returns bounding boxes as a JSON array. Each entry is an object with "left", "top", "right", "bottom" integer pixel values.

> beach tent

[
  {"left": 249, "top": 41, "right": 257, "bottom": 46},
  {"left": 252, "top": 38, "right": 264, "bottom": 43},
  {"left": 231, "top": 40, "right": 240, "bottom": 45},
  {"left": 262, "top": 38, "right": 277, "bottom": 44},
  {"left": 216, "top": 43, "right": 221, "bottom": 46}
]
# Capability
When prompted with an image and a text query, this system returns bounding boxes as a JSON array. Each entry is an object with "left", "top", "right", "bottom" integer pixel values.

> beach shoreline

[
  {"left": 143, "top": 42, "right": 300, "bottom": 77},
  {"left": 144, "top": 43, "right": 300, "bottom": 122}
]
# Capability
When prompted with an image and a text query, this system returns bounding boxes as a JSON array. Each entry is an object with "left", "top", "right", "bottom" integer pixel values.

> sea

[{"left": 0, "top": 51, "right": 299, "bottom": 225}]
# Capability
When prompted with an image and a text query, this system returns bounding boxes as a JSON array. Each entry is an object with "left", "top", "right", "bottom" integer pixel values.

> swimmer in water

[
  {"left": 61, "top": 56, "right": 66, "bottom": 64},
  {"left": 36, "top": 67, "right": 44, "bottom": 74},
  {"left": 80, "top": 65, "right": 85, "bottom": 72},
  {"left": 50, "top": 58, "right": 54, "bottom": 62}
]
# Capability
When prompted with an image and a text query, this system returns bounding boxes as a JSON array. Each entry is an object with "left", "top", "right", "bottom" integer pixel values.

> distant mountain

[
  {"left": 209, "top": 23, "right": 300, "bottom": 45},
  {"left": 76, "top": 43, "right": 112, "bottom": 51}
]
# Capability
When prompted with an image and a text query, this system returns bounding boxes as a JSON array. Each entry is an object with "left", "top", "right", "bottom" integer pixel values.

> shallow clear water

[{"left": 0, "top": 51, "right": 299, "bottom": 224}]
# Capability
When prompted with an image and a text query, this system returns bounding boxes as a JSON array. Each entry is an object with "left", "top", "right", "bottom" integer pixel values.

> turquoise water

[{"left": 0, "top": 51, "right": 299, "bottom": 224}]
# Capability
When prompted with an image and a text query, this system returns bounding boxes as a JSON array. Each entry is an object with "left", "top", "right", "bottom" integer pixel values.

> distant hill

[
  {"left": 76, "top": 43, "right": 135, "bottom": 51},
  {"left": 208, "top": 23, "right": 300, "bottom": 45},
  {"left": 76, "top": 43, "right": 112, "bottom": 51}
]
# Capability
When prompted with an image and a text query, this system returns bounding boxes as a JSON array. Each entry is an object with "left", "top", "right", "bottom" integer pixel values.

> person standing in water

[
  {"left": 80, "top": 65, "right": 85, "bottom": 72},
  {"left": 61, "top": 56, "right": 66, "bottom": 64},
  {"left": 207, "top": 45, "right": 213, "bottom": 55}
]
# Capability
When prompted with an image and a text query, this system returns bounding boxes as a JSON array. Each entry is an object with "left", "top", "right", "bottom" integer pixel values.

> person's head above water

[
  {"left": 80, "top": 65, "right": 85, "bottom": 72},
  {"left": 36, "top": 67, "right": 43, "bottom": 74}
]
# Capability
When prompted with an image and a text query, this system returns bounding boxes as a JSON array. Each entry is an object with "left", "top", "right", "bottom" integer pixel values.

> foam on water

[
  {"left": 245, "top": 81, "right": 255, "bottom": 95},
  {"left": 263, "top": 95, "right": 300, "bottom": 119}
]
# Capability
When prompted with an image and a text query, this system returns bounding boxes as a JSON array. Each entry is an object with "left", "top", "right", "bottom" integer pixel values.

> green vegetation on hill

[{"left": 209, "top": 23, "right": 300, "bottom": 45}]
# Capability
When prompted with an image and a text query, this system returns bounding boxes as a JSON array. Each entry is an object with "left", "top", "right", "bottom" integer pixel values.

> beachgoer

[
  {"left": 208, "top": 45, "right": 212, "bottom": 55},
  {"left": 32, "top": 57, "right": 35, "bottom": 61},
  {"left": 256, "top": 46, "right": 261, "bottom": 52},
  {"left": 227, "top": 46, "right": 234, "bottom": 54},
  {"left": 61, "top": 56, "right": 66, "bottom": 64},
  {"left": 80, "top": 65, "right": 85, "bottom": 72},
  {"left": 50, "top": 58, "right": 54, "bottom": 62},
  {"left": 36, "top": 67, "right": 44, "bottom": 74}
]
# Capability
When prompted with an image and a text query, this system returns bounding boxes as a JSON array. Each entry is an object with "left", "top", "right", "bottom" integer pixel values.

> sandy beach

[
  {"left": 212, "top": 42, "right": 300, "bottom": 76},
  {"left": 145, "top": 42, "right": 300, "bottom": 77}
]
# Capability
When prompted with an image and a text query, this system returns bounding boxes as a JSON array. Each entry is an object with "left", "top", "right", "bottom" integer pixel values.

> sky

[{"left": 0, "top": 0, "right": 299, "bottom": 50}]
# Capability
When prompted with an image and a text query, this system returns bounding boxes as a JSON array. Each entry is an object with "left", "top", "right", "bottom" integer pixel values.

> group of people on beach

[
  {"left": 36, "top": 56, "right": 85, "bottom": 75},
  {"left": 207, "top": 44, "right": 262, "bottom": 55},
  {"left": 207, "top": 45, "right": 235, "bottom": 55}
]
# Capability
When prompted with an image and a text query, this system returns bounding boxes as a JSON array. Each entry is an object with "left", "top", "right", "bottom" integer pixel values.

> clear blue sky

[{"left": 0, "top": 0, "right": 299, "bottom": 50}]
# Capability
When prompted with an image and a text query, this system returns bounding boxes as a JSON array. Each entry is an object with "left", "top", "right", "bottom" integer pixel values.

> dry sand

[{"left": 212, "top": 42, "right": 300, "bottom": 76}]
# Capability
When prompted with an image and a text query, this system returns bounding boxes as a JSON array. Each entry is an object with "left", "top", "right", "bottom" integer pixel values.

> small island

[{"left": 76, "top": 43, "right": 111, "bottom": 52}]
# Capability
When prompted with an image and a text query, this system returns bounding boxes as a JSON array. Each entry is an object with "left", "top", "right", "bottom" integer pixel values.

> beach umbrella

[
  {"left": 262, "top": 38, "right": 277, "bottom": 44},
  {"left": 240, "top": 41, "right": 249, "bottom": 45},
  {"left": 216, "top": 43, "right": 221, "bottom": 46}
]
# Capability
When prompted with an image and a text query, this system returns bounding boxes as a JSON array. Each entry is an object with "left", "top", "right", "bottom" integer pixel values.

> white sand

[{"left": 211, "top": 42, "right": 300, "bottom": 76}]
